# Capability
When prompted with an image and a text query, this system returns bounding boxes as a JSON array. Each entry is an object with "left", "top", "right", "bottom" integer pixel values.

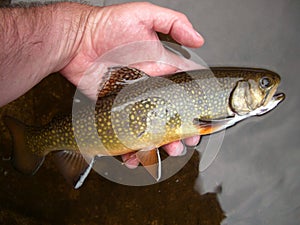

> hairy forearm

[{"left": 0, "top": 2, "right": 93, "bottom": 106}]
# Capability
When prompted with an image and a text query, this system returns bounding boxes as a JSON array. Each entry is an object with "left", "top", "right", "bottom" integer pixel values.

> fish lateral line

[{"left": 3, "top": 66, "right": 285, "bottom": 188}]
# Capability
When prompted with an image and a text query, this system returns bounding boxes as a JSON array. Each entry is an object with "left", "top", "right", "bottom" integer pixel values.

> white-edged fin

[
  {"left": 156, "top": 150, "right": 162, "bottom": 181},
  {"left": 193, "top": 117, "right": 234, "bottom": 126},
  {"left": 136, "top": 148, "right": 161, "bottom": 181},
  {"left": 74, "top": 158, "right": 95, "bottom": 189},
  {"left": 53, "top": 150, "right": 94, "bottom": 189},
  {"left": 193, "top": 116, "right": 235, "bottom": 135},
  {"left": 198, "top": 93, "right": 285, "bottom": 172}
]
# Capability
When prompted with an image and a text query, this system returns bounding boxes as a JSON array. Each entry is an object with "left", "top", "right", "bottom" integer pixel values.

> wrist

[
  {"left": 50, "top": 2, "right": 95, "bottom": 72},
  {"left": 0, "top": 2, "right": 95, "bottom": 105},
  {"left": 0, "top": 2, "right": 94, "bottom": 76}
]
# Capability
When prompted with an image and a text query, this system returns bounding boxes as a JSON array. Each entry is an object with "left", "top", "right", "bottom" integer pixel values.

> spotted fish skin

[
  {"left": 4, "top": 66, "right": 283, "bottom": 188},
  {"left": 90, "top": 67, "right": 281, "bottom": 153}
]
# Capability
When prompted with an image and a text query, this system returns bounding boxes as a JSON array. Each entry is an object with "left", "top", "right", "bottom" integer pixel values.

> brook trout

[{"left": 4, "top": 67, "right": 285, "bottom": 188}]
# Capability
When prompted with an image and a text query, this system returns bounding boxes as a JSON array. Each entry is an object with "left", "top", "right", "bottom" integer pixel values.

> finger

[
  {"left": 121, "top": 153, "right": 139, "bottom": 169},
  {"left": 162, "top": 140, "right": 185, "bottom": 156},
  {"left": 130, "top": 45, "right": 204, "bottom": 76},
  {"left": 148, "top": 4, "right": 205, "bottom": 48},
  {"left": 131, "top": 61, "right": 178, "bottom": 76},
  {"left": 183, "top": 135, "right": 201, "bottom": 147},
  {"left": 168, "top": 22, "right": 205, "bottom": 48}
]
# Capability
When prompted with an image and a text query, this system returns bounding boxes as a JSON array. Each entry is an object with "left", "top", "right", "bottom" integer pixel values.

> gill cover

[{"left": 230, "top": 80, "right": 253, "bottom": 115}]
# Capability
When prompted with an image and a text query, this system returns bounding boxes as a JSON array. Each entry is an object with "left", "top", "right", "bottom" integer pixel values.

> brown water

[
  {"left": 1, "top": 0, "right": 300, "bottom": 224},
  {"left": 0, "top": 73, "right": 224, "bottom": 224}
]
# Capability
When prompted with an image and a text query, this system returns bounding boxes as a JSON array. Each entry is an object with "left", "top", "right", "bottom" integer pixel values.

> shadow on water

[{"left": 0, "top": 73, "right": 224, "bottom": 224}]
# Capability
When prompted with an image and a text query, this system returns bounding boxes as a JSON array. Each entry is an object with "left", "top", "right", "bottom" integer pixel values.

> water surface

[{"left": 1, "top": 0, "right": 299, "bottom": 224}]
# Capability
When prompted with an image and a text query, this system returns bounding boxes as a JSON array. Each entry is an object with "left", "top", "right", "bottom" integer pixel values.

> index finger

[{"left": 145, "top": 3, "right": 205, "bottom": 48}]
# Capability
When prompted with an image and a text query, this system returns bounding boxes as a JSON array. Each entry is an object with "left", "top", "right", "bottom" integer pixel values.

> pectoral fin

[
  {"left": 98, "top": 66, "right": 149, "bottom": 98},
  {"left": 53, "top": 150, "right": 94, "bottom": 189},
  {"left": 136, "top": 148, "right": 161, "bottom": 181},
  {"left": 193, "top": 116, "right": 235, "bottom": 135}
]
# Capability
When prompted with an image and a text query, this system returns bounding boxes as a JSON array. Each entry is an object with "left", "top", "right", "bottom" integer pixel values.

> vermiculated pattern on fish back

[{"left": 3, "top": 66, "right": 284, "bottom": 188}]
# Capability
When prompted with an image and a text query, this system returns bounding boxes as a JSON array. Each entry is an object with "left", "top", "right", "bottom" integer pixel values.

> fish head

[{"left": 230, "top": 69, "right": 282, "bottom": 115}]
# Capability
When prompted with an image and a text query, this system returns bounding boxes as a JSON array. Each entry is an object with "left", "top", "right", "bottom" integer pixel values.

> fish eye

[{"left": 259, "top": 77, "right": 272, "bottom": 89}]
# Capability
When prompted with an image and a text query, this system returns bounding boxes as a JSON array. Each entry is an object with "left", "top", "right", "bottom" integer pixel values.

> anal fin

[
  {"left": 53, "top": 150, "right": 94, "bottom": 189},
  {"left": 136, "top": 148, "right": 161, "bottom": 181}
]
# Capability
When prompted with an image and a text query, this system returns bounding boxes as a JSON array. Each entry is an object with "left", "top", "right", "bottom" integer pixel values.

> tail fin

[{"left": 3, "top": 116, "right": 45, "bottom": 175}]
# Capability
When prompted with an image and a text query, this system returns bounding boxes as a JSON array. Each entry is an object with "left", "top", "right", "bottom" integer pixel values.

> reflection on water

[
  {"left": 190, "top": 0, "right": 300, "bottom": 224},
  {"left": 195, "top": 100, "right": 300, "bottom": 224}
]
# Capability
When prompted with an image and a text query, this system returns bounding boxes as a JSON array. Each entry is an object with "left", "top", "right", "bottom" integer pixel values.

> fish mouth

[
  {"left": 253, "top": 92, "right": 285, "bottom": 116},
  {"left": 273, "top": 92, "right": 285, "bottom": 102}
]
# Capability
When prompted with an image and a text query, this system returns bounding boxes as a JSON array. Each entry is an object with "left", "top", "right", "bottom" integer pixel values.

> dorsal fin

[
  {"left": 97, "top": 66, "right": 149, "bottom": 98},
  {"left": 53, "top": 150, "right": 94, "bottom": 189}
]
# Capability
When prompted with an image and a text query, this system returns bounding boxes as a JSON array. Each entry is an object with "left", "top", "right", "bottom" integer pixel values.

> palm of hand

[
  {"left": 60, "top": 2, "right": 203, "bottom": 164},
  {"left": 61, "top": 2, "right": 203, "bottom": 83}
]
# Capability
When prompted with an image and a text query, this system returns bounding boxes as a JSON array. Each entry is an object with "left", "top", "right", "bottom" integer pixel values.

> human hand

[
  {"left": 61, "top": 2, "right": 204, "bottom": 82},
  {"left": 60, "top": 2, "right": 204, "bottom": 167}
]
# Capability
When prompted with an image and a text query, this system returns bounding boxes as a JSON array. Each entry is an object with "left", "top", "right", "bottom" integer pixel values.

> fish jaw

[
  {"left": 226, "top": 92, "right": 285, "bottom": 126},
  {"left": 251, "top": 92, "right": 285, "bottom": 116},
  {"left": 193, "top": 92, "right": 285, "bottom": 135}
]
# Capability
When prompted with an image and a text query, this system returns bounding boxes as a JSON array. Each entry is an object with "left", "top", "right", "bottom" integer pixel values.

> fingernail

[
  {"left": 124, "top": 157, "right": 139, "bottom": 169},
  {"left": 172, "top": 143, "right": 184, "bottom": 156},
  {"left": 184, "top": 136, "right": 200, "bottom": 147},
  {"left": 178, "top": 145, "right": 187, "bottom": 156},
  {"left": 194, "top": 30, "right": 205, "bottom": 44}
]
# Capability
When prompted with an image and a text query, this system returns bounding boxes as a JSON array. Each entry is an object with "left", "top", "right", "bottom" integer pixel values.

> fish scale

[{"left": 4, "top": 66, "right": 284, "bottom": 188}]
